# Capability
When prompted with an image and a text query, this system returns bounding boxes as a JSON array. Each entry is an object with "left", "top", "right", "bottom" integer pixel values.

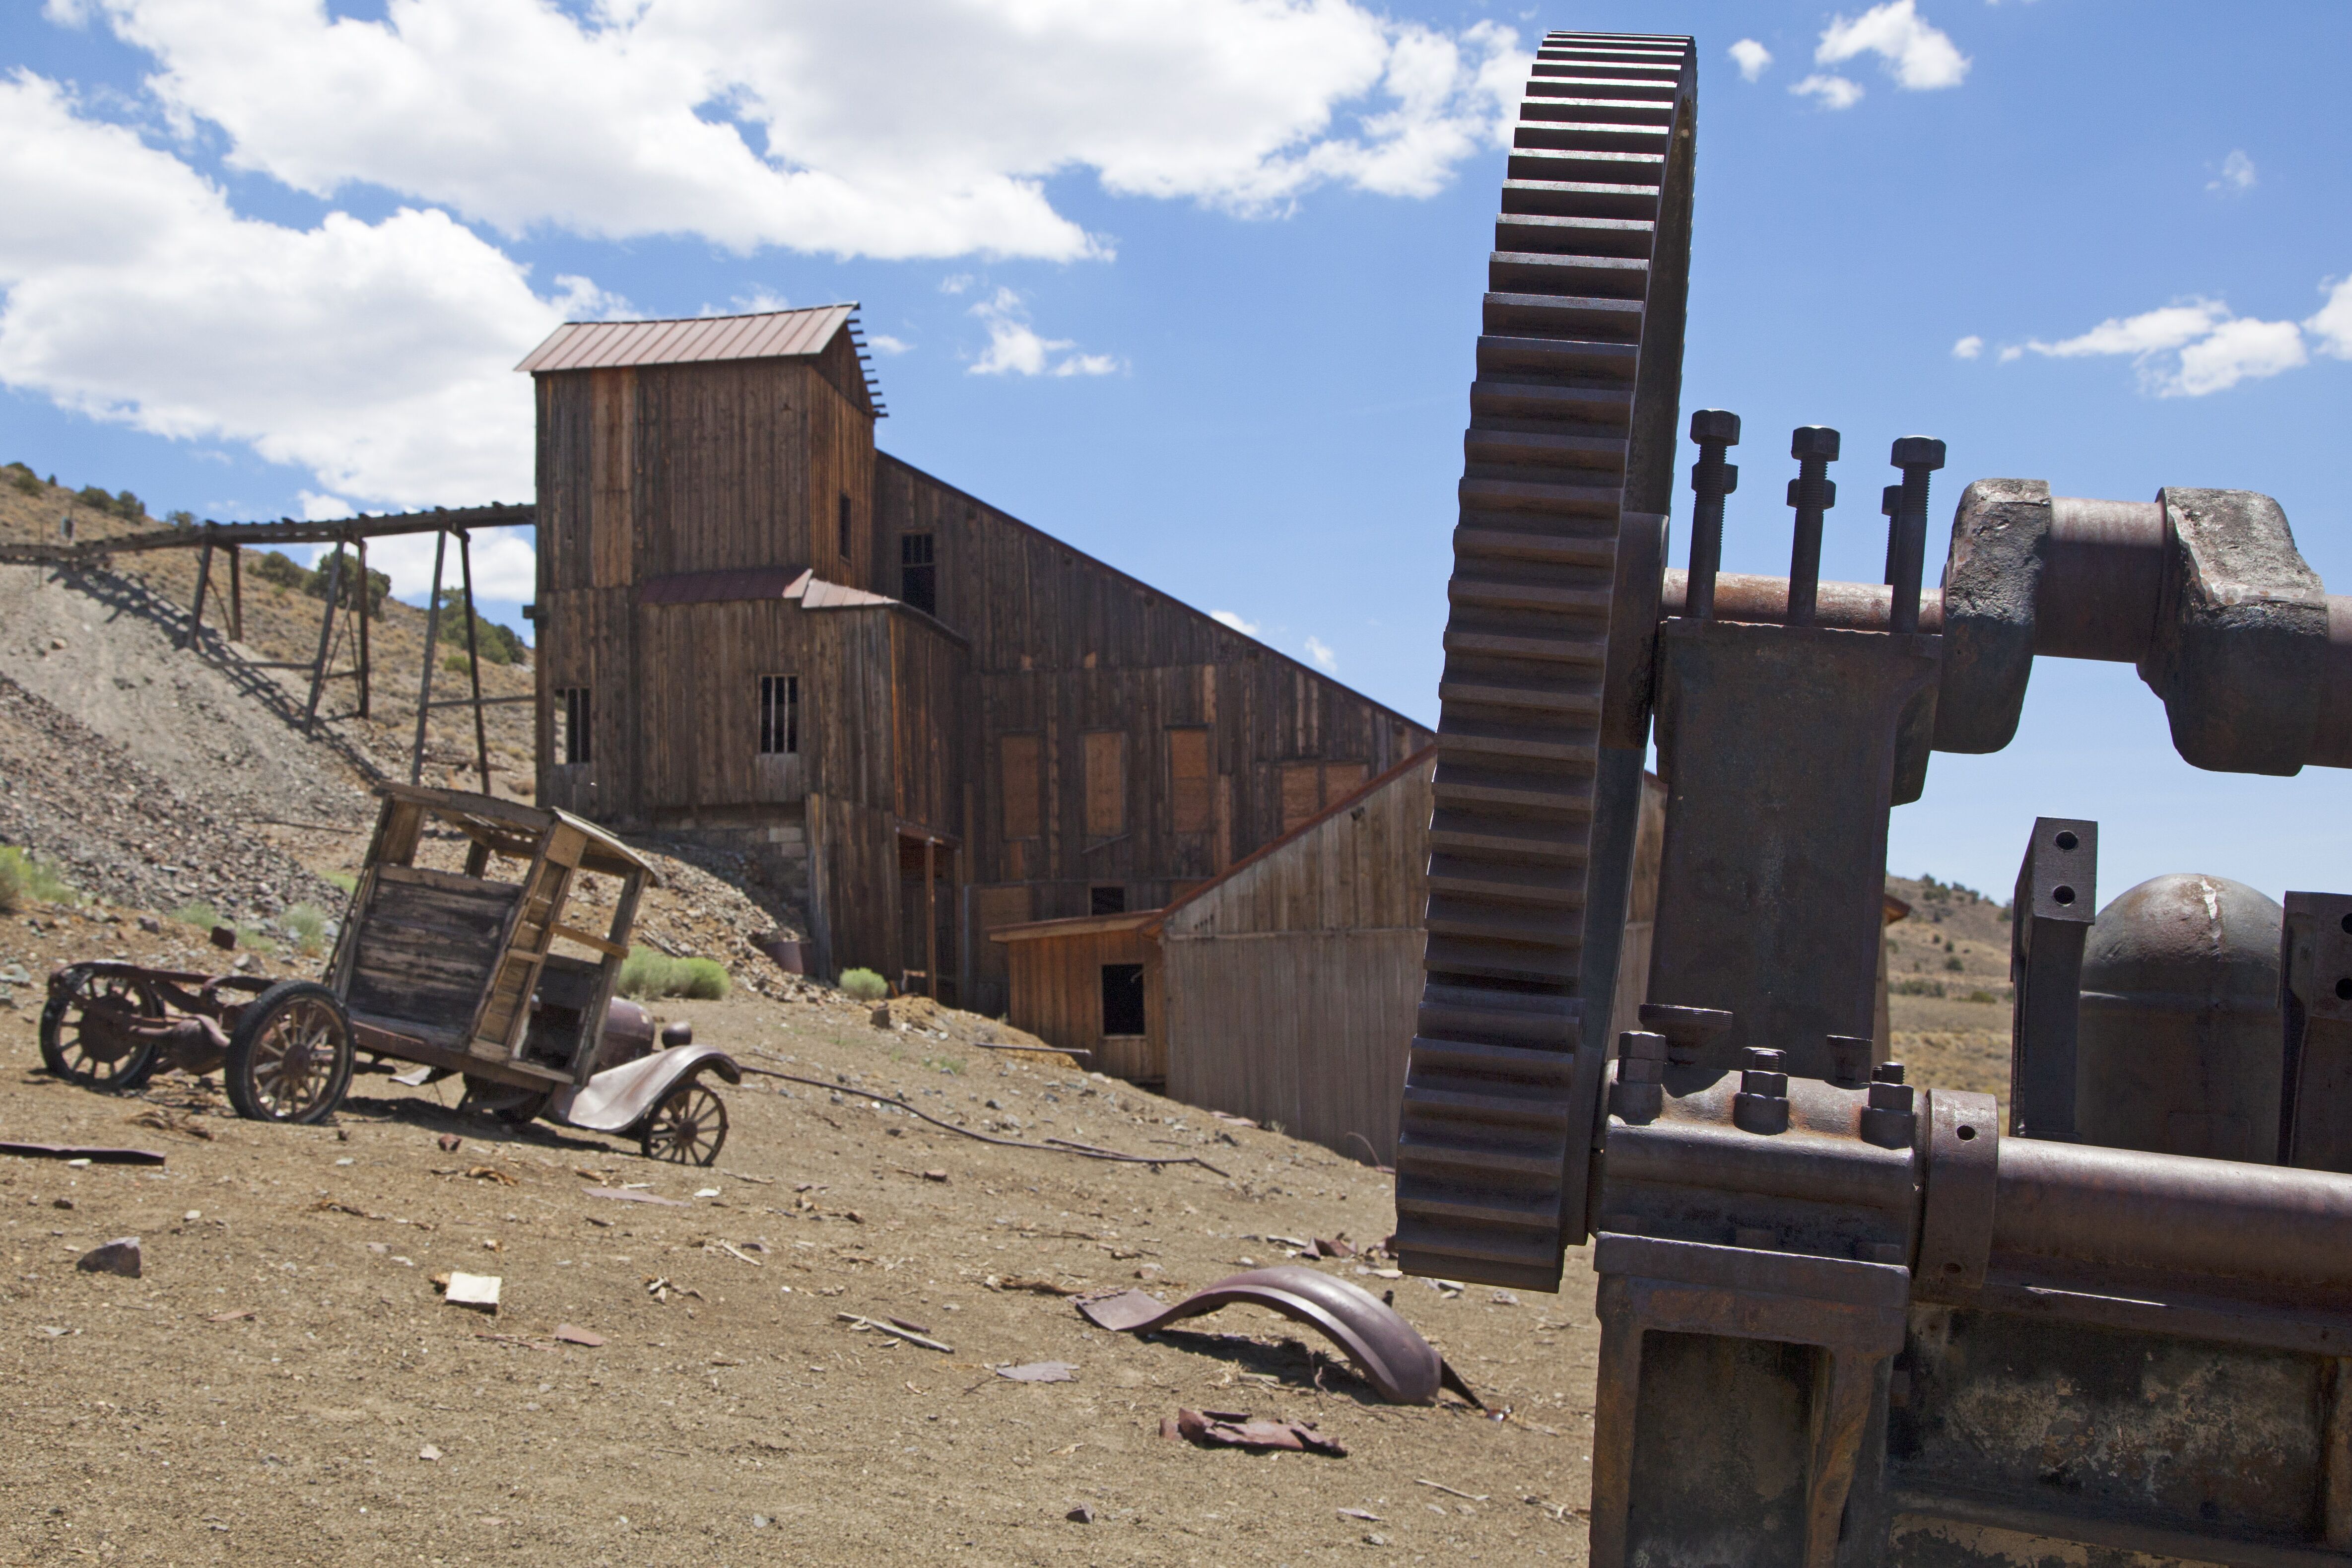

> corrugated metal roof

[{"left": 516, "top": 305, "right": 858, "bottom": 373}]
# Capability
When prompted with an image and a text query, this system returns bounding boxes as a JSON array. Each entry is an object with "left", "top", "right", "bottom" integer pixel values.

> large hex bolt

[
  {"left": 1609, "top": 1030, "right": 1668, "bottom": 1123},
  {"left": 1784, "top": 426, "right": 1841, "bottom": 626},
  {"left": 1860, "top": 1060, "right": 1917, "bottom": 1149},
  {"left": 1827, "top": 1032, "right": 1873, "bottom": 1090},
  {"left": 1685, "top": 410, "right": 1741, "bottom": 620},
  {"left": 1887, "top": 437, "right": 1947, "bottom": 633},
  {"left": 1733, "top": 1047, "right": 1792, "bottom": 1134}
]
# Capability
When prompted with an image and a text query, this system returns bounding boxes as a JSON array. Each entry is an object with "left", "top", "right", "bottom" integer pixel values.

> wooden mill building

[{"left": 518, "top": 305, "right": 1431, "bottom": 1014}]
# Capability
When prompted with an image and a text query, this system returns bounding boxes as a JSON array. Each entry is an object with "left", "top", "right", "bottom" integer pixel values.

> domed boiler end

[{"left": 2075, "top": 874, "right": 2284, "bottom": 1162}]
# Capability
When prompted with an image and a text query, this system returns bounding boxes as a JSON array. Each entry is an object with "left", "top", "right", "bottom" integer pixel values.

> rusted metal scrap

[
  {"left": 1162, "top": 1408, "right": 1347, "bottom": 1457},
  {"left": 1079, "top": 1265, "right": 1477, "bottom": 1407}
]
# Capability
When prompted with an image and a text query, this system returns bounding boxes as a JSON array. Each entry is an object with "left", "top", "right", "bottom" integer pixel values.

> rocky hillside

[
  {"left": 1884, "top": 873, "right": 2013, "bottom": 1110},
  {"left": 0, "top": 464, "right": 811, "bottom": 997}
]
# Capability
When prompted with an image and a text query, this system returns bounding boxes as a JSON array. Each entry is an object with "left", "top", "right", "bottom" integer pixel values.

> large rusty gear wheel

[{"left": 1394, "top": 30, "right": 1694, "bottom": 1292}]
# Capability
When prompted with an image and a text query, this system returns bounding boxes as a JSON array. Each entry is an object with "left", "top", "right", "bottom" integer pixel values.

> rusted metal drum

[{"left": 2075, "top": 873, "right": 2284, "bottom": 1162}]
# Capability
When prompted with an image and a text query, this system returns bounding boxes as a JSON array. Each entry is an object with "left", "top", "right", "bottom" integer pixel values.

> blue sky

[{"left": 2, "top": 0, "right": 2348, "bottom": 903}]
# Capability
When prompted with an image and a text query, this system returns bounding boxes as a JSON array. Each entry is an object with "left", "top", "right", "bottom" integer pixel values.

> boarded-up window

[
  {"left": 1277, "top": 759, "right": 1370, "bottom": 833},
  {"left": 1001, "top": 735, "right": 1042, "bottom": 840},
  {"left": 1278, "top": 762, "right": 1321, "bottom": 833},
  {"left": 1084, "top": 731, "right": 1125, "bottom": 837},
  {"left": 1168, "top": 728, "right": 1210, "bottom": 834}
]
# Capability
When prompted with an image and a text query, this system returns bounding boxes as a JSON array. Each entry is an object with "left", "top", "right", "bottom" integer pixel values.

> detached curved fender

[
  {"left": 551, "top": 1045, "right": 742, "bottom": 1134},
  {"left": 1078, "top": 1264, "right": 1479, "bottom": 1407}
]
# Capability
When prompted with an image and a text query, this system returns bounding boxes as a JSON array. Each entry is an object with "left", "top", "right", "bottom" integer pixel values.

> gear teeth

[{"left": 1394, "top": 31, "right": 1694, "bottom": 1293}]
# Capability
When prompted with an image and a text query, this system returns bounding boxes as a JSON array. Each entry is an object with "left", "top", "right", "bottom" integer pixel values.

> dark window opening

[
  {"left": 900, "top": 531, "right": 937, "bottom": 616},
  {"left": 838, "top": 492, "right": 854, "bottom": 565},
  {"left": 758, "top": 674, "right": 799, "bottom": 756},
  {"left": 1101, "top": 963, "right": 1146, "bottom": 1036},
  {"left": 558, "top": 687, "right": 592, "bottom": 765},
  {"left": 1090, "top": 885, "right": 1126, "bottom": 916}
]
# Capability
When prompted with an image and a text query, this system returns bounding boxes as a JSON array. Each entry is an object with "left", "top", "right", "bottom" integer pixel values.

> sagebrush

[
  {"left": 616, "top": 949, "right": 731, "bottom": 1001},
  {"left": 839, "top": 967, "right": 888, "bottom": 1003}
]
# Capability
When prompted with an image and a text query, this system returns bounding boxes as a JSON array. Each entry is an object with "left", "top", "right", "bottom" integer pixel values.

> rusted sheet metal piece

[
  {"left": 2008, "top": 818, "right": 2095, "bottom": 1140},
  {"left": 1078, "top": 1265, "right": 1474, "bottom": 1407},
  {"left": 0, "top": 1142, "right": 167, "bottom": 1165},
  {"left": 552, "top": 1044, "right": 741, "bottom": 1134},
  {"left": 2282, "top": 890, "right": 2352, "bottom": 1171}
]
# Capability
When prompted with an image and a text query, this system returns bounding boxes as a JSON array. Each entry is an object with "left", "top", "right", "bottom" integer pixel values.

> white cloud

[
  {"left": 2026, "top": 300, "right": 2229, "bottom": 360},
  {"left": 2168, "top": 317, "right": 2305, "bottom": 396},
  {"left": 1792, "top": 74, "right": 1865, "bottom": 110},
  {"left": 2017, "top": 295, "right": 2315, "bottom": 397},
  {"left": 2308, "top": 276, "right": 2352, "bottom": 359},
  {"left": 1815, "top": 1, "right": 1969, "bottom": 91},
  {"left": 967, "top": 287, "right": 1119, "bottom": 378},
  {"left": 1951, "top": 334, "right": 1983, "bottom": 360},
  {"left": 1210, "top": 610, "right": 1262, "bottom": 637},
  {"left": 75, "top": 0, "right": 1532, "bottom": 263},
  {"left": 867, "top": 334, "right": 912, "bottom": 356},
  {"left": 0, "top": 70, "right": 573, "bottom": 508},
  {"left": 2209, "top": 149, "right": 2257, "bottom": 192},
  {"left": 1729, "top": 39, "right": 1772, "bottom": 82},
  {"left": 1304, "top": 635, "right": 1338, "bottom": 673}
]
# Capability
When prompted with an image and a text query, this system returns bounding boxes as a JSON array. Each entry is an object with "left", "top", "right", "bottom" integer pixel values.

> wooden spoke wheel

[
  {"left": 223, "top": 980, "right": 354, "bottom": 1124},
  {"left": 1394, "top": 30, "right": 1697, "bottom": 1292},
  {"left": 38, "top": 965, "right": 165, "bottom": 1091},
  {"left": 640, "top": 1081, "right": 728, "bottom": 1165}
]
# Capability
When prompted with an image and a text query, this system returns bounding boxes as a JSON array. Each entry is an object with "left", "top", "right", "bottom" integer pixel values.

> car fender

[{"left": 552, "top": 1044, "right": 741, "bottom": 1133}]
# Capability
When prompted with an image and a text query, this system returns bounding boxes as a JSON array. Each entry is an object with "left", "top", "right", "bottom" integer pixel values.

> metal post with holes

[
  {"left": 2010, "top": 818, "right": 2096, "bottom": 1140},
  {"left": 2283, "top": 892, "right": 2352, "bottom": 1171}
]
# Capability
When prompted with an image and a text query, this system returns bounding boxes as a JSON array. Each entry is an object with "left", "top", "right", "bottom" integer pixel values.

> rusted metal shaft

[
  {"left": 1992, "top": 1136, "right": 2352, "bottom": 1293},
  {"left": 1662, "top": 569, "right": 1945, "bottom": 633}
]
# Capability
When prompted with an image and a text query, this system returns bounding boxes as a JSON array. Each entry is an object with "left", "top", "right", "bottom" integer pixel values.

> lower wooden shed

[{"left": 992, "top": 748, "right": 1667, "bottom": 1164}]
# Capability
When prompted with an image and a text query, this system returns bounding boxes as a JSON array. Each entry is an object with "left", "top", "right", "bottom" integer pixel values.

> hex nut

[
  {"left": 1790, "top": 425, "right": 1842, "bottom": 461},
  {"left": 1689, "top": 408, "right": 1742, "bottom": 445},
  {"left": 1890, "top": 435, "right": 1947, "bottom": 469}
]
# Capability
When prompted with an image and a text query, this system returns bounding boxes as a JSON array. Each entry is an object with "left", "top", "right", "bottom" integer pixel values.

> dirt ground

[{"left": 1, "top": 909, "right": 1605, "bottom": 1568}]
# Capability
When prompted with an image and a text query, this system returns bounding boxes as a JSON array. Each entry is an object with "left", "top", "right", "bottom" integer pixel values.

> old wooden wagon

[{"left": 39, "top": 784, "right": 739, "bottom": 1162}]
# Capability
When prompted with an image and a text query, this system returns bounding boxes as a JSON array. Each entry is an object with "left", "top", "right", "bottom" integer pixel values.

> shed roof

[
  {"left": 515, "top": 304, "right": 884, "bottom": 412},
  {"left": 988, "top": 910, "right": 1161, "bottom": 944}
]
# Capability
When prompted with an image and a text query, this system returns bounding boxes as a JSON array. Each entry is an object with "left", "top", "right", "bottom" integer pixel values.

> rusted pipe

[
  {"left": 1663, "top": 570, "right": 1945, "bottom": 635},
  {"left": 1992, "top": 1136, "right": 2352, "bottom": 1292}
]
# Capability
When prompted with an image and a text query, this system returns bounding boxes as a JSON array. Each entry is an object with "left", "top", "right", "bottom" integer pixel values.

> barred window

[{"left": 759, "top": 674, "right": 800, "bottom": 756}]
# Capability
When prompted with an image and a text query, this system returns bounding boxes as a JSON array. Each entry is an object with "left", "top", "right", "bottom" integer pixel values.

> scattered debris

[
  {"left": 585, "top": 1186, "right": 687, "bottom": 1207},
  {"left": 995, "top": 1362, "right": 1078, "bottom": 1383},
  {"left": 552, "top": 1324, "right": 605, "bottom": 1348},
  {"left": 206, "top": 1309, "right": 254, "bottom": 1323},
  {"left": 923, "top": 1169, "right": 949, "bottom": 1182},
  {"left": 1065, "top": 1504, "right": 1095, "bottom": 1524},
  {"left": 837, "top": 1312, "right": 953, "bottom": 1353},
  {"left": 76, "top": 1237, "right": 142, "bottom": 1278},
  {"left": 1416, "top": 1479, "right": 1489, "bottom": 1502},
  {"left": 0, "top": 1141, "right": 165, "bottom": 1165},
  {"left": 1314, "top": 1236, "right": 1355, "bottom": 1258},
  {"left": 437, "top": 1134, "right": 463, "bottom": 1153},
  {"left": 1165, "top": 1408, "right": 1347, "bottom": 1457},
  {"left": 440, "top": 1272, "right": 501, "bottom": 1312},
  {"left": 1079, "top": 1265, "right": 1479, "bottom": 1407},
  {"left": 708, "top": 1240, "right": 763, "bottom": 1267},
  {"left": 128, "top": 1106, "right": 213, "bottom": 1141},
  {"left": 986, "top": 1275, "right": 1091, "bottom": 1296},
  {"left": 464, "top": 1165, "right": 517, "bottom": 1185},
  {"left": 418, "top": 1444, "right": 443, "bottom": 1462}
]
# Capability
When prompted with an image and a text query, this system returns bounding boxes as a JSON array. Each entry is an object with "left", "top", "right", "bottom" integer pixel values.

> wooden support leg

[
  {"left": 924, "top": 838, "right": 939, "bottom": 999},
  {"left": 305, "top": 543, "right": 345, "bottom": 724},
  {"left": 458, "top": 530, "right": 491, "bottom": 794},
  {"left": 1803, "top": 1349, "right": 1887, "bottom": 1568},
  {"left": 356, "top": 537, "right": 371, "bottom": 719},
  {"left": 1586, "top": 1280, "right": 1644, "bottom": 1568},
  {"left": 185, "top": 538, "right": 214, "bottom": 649},
  {"left": 410, "top": 530, "right": 448, "bottom": 785},
  {"left": 227, "top": 545, "right": 243, "bottom": 643}
]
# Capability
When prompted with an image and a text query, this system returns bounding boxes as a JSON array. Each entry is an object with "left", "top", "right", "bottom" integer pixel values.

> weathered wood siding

[
  {"left": 875, "top": 453, "right": 1434, "bottom": 1013},
  {"left": 1161, "top": 753, "right": 1435, "bottom": 1160},
  {"left": 533, "top": 358, "right": 878, "bottom": 824},
  {"left": 1160, "top": 757, "right": 1664, "bottom": 1164},
  {"left": 999, "top": 923, "right": 1166, "bottom": 1082}
]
